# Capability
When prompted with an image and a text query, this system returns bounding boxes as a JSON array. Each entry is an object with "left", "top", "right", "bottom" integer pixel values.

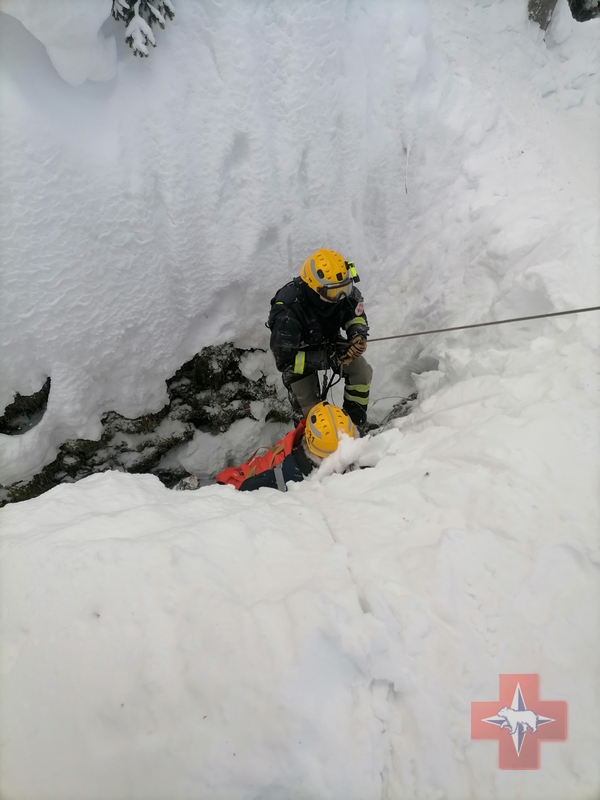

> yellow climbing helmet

[
  {"left": 304, "top": 401, "right": 358, "bottom": 458},
  {"left": 300, "top": 248, "right": 353, "bottom": 302}
]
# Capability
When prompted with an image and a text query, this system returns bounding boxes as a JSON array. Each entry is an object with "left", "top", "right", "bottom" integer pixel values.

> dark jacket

[
  {"left": 267, "top": 277, "right": 369, "bottom": 376},
  {"left": 238, "top": 443, "right": 316, "bottom": 491}
]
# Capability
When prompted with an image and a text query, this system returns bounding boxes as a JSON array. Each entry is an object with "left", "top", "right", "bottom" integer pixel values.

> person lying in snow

[
  {"left": 267, "top": 249, "right": 373, "bottom": 429},
  {"left": 215, "top": 402, "right": 358, "bottom": 492}
]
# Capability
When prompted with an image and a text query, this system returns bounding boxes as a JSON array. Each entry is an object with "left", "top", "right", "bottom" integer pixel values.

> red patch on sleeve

[{"left": 356, "top": 302, "right": 364, "bottom": 315}]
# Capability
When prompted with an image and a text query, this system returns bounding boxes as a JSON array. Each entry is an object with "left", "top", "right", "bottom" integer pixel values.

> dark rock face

[
  {"left": 568, "top": 0, "right": 600, "bottom": 21},
  {"left": 529, "top": 0, "right": 600, "bottom": 28},
  {"left": 528, "top": 0, "right": 559, "bottom": 29},
  {"left": 0, "top": 344, "right": 291, "bottom": 506},
  {"left": 0, "top": 377, "right": 51, "bottom": 436},
  {"left": 168, "top": 344, "right": 289, "bottom": 432}
]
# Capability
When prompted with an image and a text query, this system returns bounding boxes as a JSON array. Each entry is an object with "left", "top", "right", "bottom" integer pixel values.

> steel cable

[{"left": 368, "top": 305, "right": 600, "bottom": 343}]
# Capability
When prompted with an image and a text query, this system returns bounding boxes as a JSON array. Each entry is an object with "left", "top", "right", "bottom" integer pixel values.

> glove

[{"left": 338, "top": 334, "right": 367, "bottom": 366}]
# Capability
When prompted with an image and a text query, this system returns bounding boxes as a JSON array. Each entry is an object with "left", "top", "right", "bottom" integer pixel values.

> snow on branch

[
  {"left": 112, "top": 0, "right": 175, "bottom": 58},
  {"left": 125, "top": 6, "right": 156, "bottom": 57}
]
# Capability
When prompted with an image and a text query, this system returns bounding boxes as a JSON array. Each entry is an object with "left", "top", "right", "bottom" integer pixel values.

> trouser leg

[
  {"left": 282, "top": 372, "right": 321, "bottom": 420},
  {"left": 342, "top": 356, "right": 373, "bottom": 425}
]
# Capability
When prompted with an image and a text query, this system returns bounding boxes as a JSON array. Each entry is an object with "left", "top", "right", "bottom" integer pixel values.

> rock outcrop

[{"left": 0, "top": 344, "right": 290, "bottom": 506}]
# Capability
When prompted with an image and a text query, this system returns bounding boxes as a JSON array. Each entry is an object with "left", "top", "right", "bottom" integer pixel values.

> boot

[
  {"left": 343, "top": 401, "right": 378, "bottom": 435},
  {"left": 343, "top": 400, "right": 367, "bottom": 427}
]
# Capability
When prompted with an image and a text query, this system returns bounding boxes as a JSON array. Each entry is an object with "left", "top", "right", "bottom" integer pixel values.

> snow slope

[
  {"left": 1, "top": 319, "right": 598, "bottom": 800},
  {"left": 1, "top": 0, "right": 599, "bottom": 798}
]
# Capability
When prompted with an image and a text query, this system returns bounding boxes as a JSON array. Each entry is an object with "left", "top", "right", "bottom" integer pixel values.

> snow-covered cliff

[{"left": 0, "top": 3, "right": 599, "bottom": 797}]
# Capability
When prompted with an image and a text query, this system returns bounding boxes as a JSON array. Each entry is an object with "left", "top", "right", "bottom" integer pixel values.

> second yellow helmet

[{"left": 304, "top": 402, "right": 358, "bottom": 458}]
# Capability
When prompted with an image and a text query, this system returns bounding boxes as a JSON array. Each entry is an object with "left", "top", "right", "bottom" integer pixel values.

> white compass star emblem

[{"left": 482, "top": 683, "right": 555, "bottom": 756}]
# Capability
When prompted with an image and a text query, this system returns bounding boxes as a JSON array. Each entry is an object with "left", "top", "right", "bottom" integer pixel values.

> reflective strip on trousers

[
  {"left": 293, "top": 351, "right": 306, "bottom": 374},
  {"left": 344, "top": 382, "right": 370, "bottom": 405},
  {"left": 345, "top": 383, "right": 370, "bottom": 392},
  {"left": 273, "top": 463, "right": 287, "bottom": 492}
]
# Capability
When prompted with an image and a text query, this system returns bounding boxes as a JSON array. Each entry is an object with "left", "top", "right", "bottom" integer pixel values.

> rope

[
  {"left": 368, "top": 305, "right": 600, "bottom": 343},
  {"left": 320, "top": 368, "right": 343, "bottom": 402}
]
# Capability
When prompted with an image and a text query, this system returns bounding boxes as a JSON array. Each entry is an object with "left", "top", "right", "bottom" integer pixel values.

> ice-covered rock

[{"left": 0, "top": 345, "right": 290, "bottom": 505}]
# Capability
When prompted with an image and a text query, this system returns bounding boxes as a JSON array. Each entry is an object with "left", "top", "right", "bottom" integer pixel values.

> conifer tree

[{"left": 112, "top": 0, "right": 175, "bottom": 57}]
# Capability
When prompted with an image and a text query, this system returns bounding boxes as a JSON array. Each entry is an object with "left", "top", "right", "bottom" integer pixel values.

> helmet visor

[{"left": 318, "top": 277, "right": 352, "bottom": 302}]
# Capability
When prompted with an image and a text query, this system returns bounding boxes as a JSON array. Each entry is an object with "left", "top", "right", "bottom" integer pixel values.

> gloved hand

[{"left": 338, "top": 334, "right": 367, "bottom": 366}]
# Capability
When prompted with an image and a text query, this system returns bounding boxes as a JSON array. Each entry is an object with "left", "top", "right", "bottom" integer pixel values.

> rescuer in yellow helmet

[
  {"left": 267, "top": 248, "right": 373, "bottom": 428},
  {"left": 235, "top": 402, "right": 358, "bottom": 492}
]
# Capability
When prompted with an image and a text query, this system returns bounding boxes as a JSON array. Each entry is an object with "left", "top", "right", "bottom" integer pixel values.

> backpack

[
  {"left": 215, "top": 419, "right": 307, "bottom": 490},
  {"left": 266, "top": 278, "right": 303, "bottom": 330}
]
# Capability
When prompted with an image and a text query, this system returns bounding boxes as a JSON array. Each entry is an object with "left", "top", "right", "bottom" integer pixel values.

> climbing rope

[
  {"left": 368, "top": 305, "right": 600, "bottom": 343},
  {"left": 320, "top": 368, "right": 343, "bottom": 402}
]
